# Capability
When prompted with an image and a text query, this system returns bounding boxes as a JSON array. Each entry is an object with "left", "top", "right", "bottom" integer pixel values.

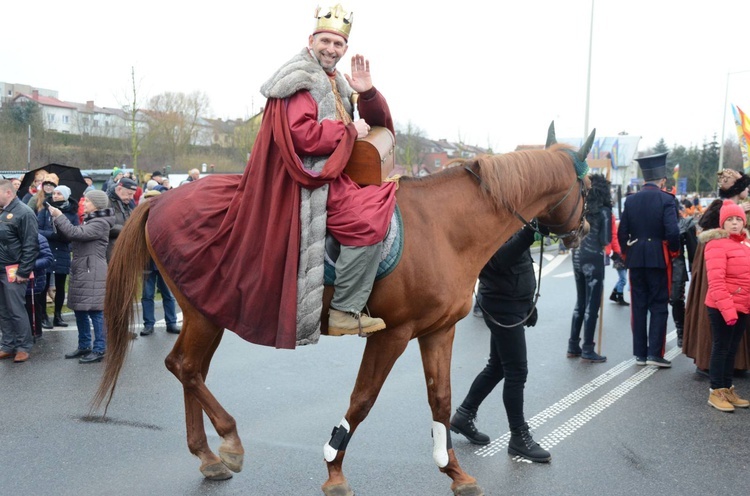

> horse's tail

[{"left": 90, "top": 201, "right": 153, "bottom": 415}]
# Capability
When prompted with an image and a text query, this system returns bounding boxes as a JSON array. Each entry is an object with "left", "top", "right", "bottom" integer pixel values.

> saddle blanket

[{"left": 324, "top": 204, "right": 403, "bottom": 285}]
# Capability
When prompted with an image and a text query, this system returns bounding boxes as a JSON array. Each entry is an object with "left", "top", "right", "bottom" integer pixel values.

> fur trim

[{"left": 698, "top": 227, "right": 750, "bottom": 243}]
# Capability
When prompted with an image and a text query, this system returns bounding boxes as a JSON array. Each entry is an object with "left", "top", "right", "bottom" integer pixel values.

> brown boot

[
  {"left": 13, "top": 351, "right": 29, "bottom": 363},
  {"left": 0, "top": 350, "right": 14, "bottom": 360},
  {"left": 328, "top": 309, "right": 386, "bottom": 336},
  {"left": 708, "top": 388, "right": 735, "bottom": 412},
  {"left": 724, "top": 386, "right": 750, "bottom": 408}
]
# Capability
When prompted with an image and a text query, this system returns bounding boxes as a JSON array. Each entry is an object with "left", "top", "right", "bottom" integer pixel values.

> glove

[
  {"left": 726, "top": 319, "right": 738, "bottom": 326},
  {"left": 525, "top": 306, "right": 538, "bottom": 328}
]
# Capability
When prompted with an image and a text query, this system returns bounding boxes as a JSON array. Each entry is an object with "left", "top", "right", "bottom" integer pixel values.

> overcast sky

[{"left": 2, "top": 0, "right": 749, "bottom": 153}]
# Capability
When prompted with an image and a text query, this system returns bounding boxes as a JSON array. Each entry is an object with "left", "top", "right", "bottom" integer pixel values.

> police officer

[
  {"left": 0, "top": 179, "right": 39, "bottom": 363},
  {"left": 618, "top": 153, "right": 680, "bottom": 367}
]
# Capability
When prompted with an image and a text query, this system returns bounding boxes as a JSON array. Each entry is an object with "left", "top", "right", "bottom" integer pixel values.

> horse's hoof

[
  {"left": 322, "top": 482, "right": 354, "bottom": 496},
  {"left": 453, "top": 483, "right": 484, "bottom": 496},
  {"left": 219, "top": 448, "right": 244, "bottom": 473},
  {"left": 200, "top": 461, "right": 233, "bottom": 480}
]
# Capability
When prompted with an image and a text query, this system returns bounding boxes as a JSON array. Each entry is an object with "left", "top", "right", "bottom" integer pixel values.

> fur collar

[
  {"left": 699, "top": 227, "right": 749, "bottom": 243},
  {"left": 260, "top": 48, "right": 353, "bottom": 115}
]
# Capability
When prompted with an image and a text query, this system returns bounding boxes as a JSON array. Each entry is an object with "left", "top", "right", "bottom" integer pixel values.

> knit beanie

[
  {"left": 111, "top": 166, "right": 123, "bottom": 178},
  {"left": 146, "top": 179, "right": 159, "bottom": 191},
  {"left": 719, "top": 200, "right": 746, "bottom": 227},
  {"left": 85, "top": 190, "right": 110, "bottom": 210},
  {"left": 54, "top": 185, "right": 71, "bottom": 201}
]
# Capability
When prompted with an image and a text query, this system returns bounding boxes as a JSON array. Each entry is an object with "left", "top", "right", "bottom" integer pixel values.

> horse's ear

[
  {"left": 545, "top": 121, "right": 557, "bottom": 149},
  {"left": 577, "top": 128, "right": 596, "bottom": 162}
]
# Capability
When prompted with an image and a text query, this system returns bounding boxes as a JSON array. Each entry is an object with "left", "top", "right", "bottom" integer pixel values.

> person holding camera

[{"left": 450, "top": 223, "right": 551, "bottom": 463}]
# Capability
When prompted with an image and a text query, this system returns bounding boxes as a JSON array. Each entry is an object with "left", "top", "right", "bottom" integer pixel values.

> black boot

[
  {"left": 450, "top": 406, "right": 490, "bottom": 445},
  {"left": 53, "top": 312, "right": 69, "bottom": 327},
  {"left": 609, "top": 289, "right": 619, "bottom": 303},
  {"left": 566, "top": 338, "right": 582, "bottom": 358},
  {"left": 508, "top": 423, "right": 551, "bottom": 463},
  {"left": 41, "top": 314, "right": 53, "bottom": 330},
  {"left": 616, "top": 292, "right": 630, "bottom": 306},
  {"left": 581, "top": 344, "right": 606, "bottom": 363}
]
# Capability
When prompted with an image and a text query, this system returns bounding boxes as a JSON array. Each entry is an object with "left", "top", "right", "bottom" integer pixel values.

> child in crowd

[{"left": 703, "top": 200, "right": 750, "bottom": 411}]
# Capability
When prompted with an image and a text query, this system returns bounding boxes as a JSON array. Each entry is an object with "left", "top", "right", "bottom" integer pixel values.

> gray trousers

[
  {"left": 0, "top": 273, "right": 33, "bottom": 353},
  {"left": 331, "top": 243, "right": 382, "bottom": 314}
]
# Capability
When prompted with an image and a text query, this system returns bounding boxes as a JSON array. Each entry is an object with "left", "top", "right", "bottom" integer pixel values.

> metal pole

[
  {"left": 27, "top": 124, "right": 31, "bottom": 171},
  {"left": 584, "top": 0, "right": 595, "bottom": 137}
]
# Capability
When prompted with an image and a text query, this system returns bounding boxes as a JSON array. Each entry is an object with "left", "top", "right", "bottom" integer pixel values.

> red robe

[{"left": 148, "top": 87, "right": 396, "bottom": 349}]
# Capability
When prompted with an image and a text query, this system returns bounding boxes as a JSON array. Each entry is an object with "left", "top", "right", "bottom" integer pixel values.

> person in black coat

[
  {"left": 450, "top": 223, "right": 550, "bottom": 463},
  {"left": 567, "top": 174, "right": 611, "bottom": 363},
  {"left": 37, "top": 185, "right": 79, "bottom": 328},
  {"left": 25, "top": 234, "right": 54, "bottom": 342},
  {"left": 618, "top": 153, "right": 680, "bottom": 367}
]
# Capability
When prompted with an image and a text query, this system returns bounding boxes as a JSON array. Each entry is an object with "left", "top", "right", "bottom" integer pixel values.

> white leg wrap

[
  {"left": 432, "top": 421, "right": 450, "bottom": 468},
  {"left": 324, "top": 417, "right": 350, "bottom": 462}
]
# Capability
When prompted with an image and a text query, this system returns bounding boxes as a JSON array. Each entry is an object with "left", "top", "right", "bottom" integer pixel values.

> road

[{"left": 1, "top": 252, "right": 748, "bottom": 496}]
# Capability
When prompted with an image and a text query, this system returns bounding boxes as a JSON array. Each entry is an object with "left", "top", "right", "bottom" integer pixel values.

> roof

[{"left": 14, "top": 93, "right": 76, "bottom": 109}]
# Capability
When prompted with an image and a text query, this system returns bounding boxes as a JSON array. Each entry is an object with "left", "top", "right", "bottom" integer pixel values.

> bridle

[
  {"left": 463, "top": 165, "right": 588, "bottom": 243},
  {"left": 464, "top": 165, "right": 588, "bottom": 329}
]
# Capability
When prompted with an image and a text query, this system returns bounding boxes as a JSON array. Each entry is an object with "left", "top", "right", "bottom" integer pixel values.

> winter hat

[
  {"left": 719, "top": 200, "right": 746, "bottom": 227},
  {"left": 146, "top": 179, "right": 159, "bottom": 191},
  {"left": 85, "top": 190, "right": 110, "bottom": 210},
  {"left": 718, "top": 169, "right": 750, "bottom": 199},
  {"left": 54, "top": 185, "right": 71, "bottom": 201},
  {"left": 111, "top": 166, "right": 123, "bottom": 178}
]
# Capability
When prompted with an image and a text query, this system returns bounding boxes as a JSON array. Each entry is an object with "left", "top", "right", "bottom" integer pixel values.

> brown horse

[{"left": 93, "top": 128, "right": 594, "bottom": 496}]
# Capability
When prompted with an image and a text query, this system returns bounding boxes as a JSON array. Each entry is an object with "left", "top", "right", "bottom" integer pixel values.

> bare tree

[
  {"left": 144, "top": 91, "right": 211, "bottom": 166},
  {"left": 396, "top": 121, "right": 427, "bottom": 176}
]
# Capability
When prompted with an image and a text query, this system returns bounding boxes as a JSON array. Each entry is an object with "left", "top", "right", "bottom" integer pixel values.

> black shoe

[
  {"left": 41, "top": 316, "right": 53, "bottom": 330},
  {"left": 609, "top": 290, "right": 619, "bottom": 303},
  {"left": 566, "top": 348, "right": 582, "bottom": 358},
  {"left": 581, "top": 350, "right": 607, "bottom": 363},
  {"left": 450, "top": 406, "right": 490, "bottom": 445},
  {"left": 567, "top": 339, "right": 582, "bottom": 358},
  {"left": 647, "top": 356, "right": 671, "bottom": 368},
  {"left": 635, "top": 356, "right": 647, "bottom": 366},
  {"left": 677, "top": 337, "right": 683, "bottom": 348},
  {"left": 508, "top": 423, "right": 550, "bottom": 463},
  {"left": 65, "top": 348, "right": 92, "bottom": 359},
  {"left": 140, "top": 326, "right": 155, "bottom": 336},
  {"left": 79, "top": 351, "right": 105, "bottom": 364},
  {"left": 166, "top": 325, "right": 181, "bottom": 334},
  {"left": 616, "top": 293, "right": 630, "bottom": 306},
  {"left": 53, "top": 313, "right": 69, "bottom": 327}
]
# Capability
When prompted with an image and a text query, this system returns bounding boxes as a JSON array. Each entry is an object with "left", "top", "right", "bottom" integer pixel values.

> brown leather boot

[{"left": 725, "top": 386, "right": 750, "bottom": 408}]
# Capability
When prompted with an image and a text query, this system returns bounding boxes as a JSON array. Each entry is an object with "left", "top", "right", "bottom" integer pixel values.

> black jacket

[
  {"left": 478, "top": 225, "right": 536, "bottom": 314},
  {"left": 0, "top": 197, "right": 39, "bottom": 278}
]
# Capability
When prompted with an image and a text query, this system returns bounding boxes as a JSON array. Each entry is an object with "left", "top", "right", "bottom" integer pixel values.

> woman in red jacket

[{"left": 703, "top": 200, "right": 750, "bottom": 411}]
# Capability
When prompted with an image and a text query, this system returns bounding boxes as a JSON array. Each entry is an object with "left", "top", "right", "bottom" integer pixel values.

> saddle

[{"left": 324, "top": 205, "right": 403, "bottom": 285}]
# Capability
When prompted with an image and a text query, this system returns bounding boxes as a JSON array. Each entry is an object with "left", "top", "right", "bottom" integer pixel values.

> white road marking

[
  {"left": 553, "top": 271, "right": 574, "bottom": 278},
  {"left": 475, "top": 331, "right": 679, "bottom": 457}
]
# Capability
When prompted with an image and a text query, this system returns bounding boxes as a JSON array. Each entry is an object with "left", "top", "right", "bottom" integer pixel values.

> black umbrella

[{"left": 17, "top": 163, "right": 88, "bottom": 203}]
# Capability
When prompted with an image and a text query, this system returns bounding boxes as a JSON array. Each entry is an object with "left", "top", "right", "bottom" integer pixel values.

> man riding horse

[{"left": 147, "top": 3, "right": 397, "bottom": 347}]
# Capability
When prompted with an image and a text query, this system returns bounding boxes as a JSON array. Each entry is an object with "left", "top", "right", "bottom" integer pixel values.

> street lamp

[
  {"left": 584, "top": 0, "right": 595, "bottom": 137},
  {"left": 718, "top": 69, "right": 750, "bottom": 171}
]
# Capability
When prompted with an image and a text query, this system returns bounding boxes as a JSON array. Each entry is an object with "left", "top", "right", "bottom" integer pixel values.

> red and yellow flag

[{"left": 732, "top": 105, "right": 750, "bottom": 172}]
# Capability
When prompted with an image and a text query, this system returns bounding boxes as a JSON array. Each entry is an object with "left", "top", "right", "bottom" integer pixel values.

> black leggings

[
  {"left": 707, "top": 308, "right": 747, "bottom": 390},
  {"left": 44, "top": 272, "right": 68, "bottom": 315},
  {"left": 460, "top": 312, "right": 528, "bottom": 430}
]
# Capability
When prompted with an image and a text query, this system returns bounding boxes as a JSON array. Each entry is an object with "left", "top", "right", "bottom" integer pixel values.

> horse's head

[{"left": 536, "top": 122, "right": 594, "bottom": 249}]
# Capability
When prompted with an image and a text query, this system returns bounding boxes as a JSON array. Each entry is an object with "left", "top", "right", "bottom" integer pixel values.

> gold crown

[{"left": 314, "top": 4, "right": 353, "bottom": 40}]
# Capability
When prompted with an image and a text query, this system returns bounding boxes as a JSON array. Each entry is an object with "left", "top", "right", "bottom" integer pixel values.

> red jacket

[{"left": 703, "top": 228, "right": 750, "bottom": 323}]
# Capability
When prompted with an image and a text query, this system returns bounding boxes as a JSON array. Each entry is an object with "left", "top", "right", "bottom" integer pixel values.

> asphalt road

[{"left": 1, "top": 252, "right": 748, "bottom": 496}]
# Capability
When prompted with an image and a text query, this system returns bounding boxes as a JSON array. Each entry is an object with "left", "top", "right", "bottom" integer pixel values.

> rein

[{"left": 472, "top": 240, "right": 545, "bottom": 328}]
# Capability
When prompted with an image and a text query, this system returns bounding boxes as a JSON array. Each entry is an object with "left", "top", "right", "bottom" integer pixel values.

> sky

[{"left": 2, "top": 0, "right": 749, "bottom": 154}]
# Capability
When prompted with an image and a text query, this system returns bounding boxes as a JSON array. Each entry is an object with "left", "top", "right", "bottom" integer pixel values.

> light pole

[
  {"left": 584, "top": 0, "right": 595, "bottom": 137},
  {"left": 718, "top": 69, "right": 750, "bottom": 171}
]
